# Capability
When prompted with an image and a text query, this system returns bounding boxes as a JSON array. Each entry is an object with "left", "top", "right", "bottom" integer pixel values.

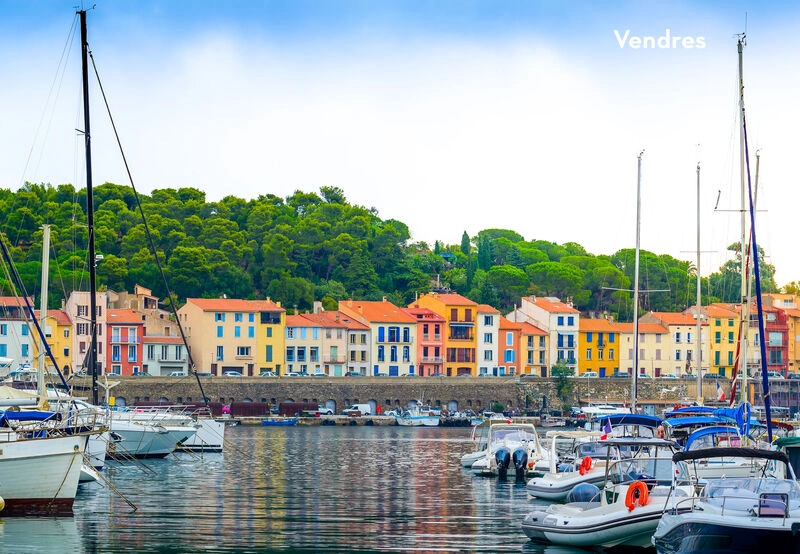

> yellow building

[
  {"left": 412, "top": 292, "right": 477, "bottom": 376},
  {"left": 34, "top": 309, "right": 73, "bottom": 375},
  {"left": 578, "top": 318, "right": 621, "bottom": 376},
  {"left": 701, "top": 304, "right": 740, "bottom": 378},
  {"left": 177, "top": 298, "right": 285, "bottom": 376},
  {"left": 617, "top": 322, "right": 671, "bottom": 377}
]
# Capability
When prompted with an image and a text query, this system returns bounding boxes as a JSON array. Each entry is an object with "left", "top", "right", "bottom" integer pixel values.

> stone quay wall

[{"left": 73, "top": 376, "right": 731, "bottom": 414}]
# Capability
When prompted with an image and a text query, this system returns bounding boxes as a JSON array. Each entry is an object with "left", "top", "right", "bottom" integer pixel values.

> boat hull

[
  {"left": 653, "top": 516, "right": 800, "bottom": 554},
  {"left": 396, "top": 415, "right": 440, "bottom": 426},
  {"left": 526, "top": 470, "right": 606, "bottom": 502},
  {"left": 109, "top": 422, "right": 195, "bottom": 458},
  {"left": 261, "top": 417, "right": 298, "bottom": 426},
  {"left": 0, "top": 434, "right": 88, "bottom": 516},
  {"left": 178, "top": 418, "right": 225, "bottom": 452}
]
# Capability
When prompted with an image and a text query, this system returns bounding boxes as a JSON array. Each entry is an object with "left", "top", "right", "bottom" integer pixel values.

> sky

[{"left": 2, "top": 1, "right": 800, "bottom": 285}]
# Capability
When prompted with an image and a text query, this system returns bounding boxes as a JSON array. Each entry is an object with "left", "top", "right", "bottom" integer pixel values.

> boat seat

[{"left": 649, "top": 486, "right": 688, "bottom": 497}]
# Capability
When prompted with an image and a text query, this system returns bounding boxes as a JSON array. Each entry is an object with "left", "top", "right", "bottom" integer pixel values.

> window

[
  {"left": 504, "top": 349, "right": 515, "bottom": 363},
  {"left": 390, "top": 346, "right": 398, "bottom": 363},
  {"left": 249, "top": 313, "right": 254, "bottom": 323},
  {"left": 310, "top": 347, "right": 319, "bottom": 362},
  {"left": 727, "top": 351, "right": 734, "bottom": 365},
  {"left": 598, "top": 348, "right": 604, "bottom": 360},
  {"left": 687, "top": 332, "right": 692, "bottom": 343},
  {"left": 63, "top": 328, "right": 70, "bottom": 338},
  {"left": 377, "top": 345, "right": 385, "bottom": 362},
  {"left": 248, "top": 326, "right": 254, "bottom": 338},
  {"left": 451, "top": 308, "right": 458, "bottom": 320},
  {"left": 77, "top": 323, "right": 89, "bottom": 335},
  {"left": 728, "top": 331, "right": 734, "bottom": 344},
  {"left": 586, "top": 332, "right": 593, "bottom": 343},
  {"left": 0, "top": 324, "right": 6, "bottom": 336},
  {"left": 506, "top": 332, "right": 513, "bottom": 346},
  {"left": 217, "top": 326, "right": 223, "bottom": 338},
  {"left": 484, "top": 315, "right": 493, "bottom": 325},
  {"left": 484, "top": 350, "right": 493, "bottom": 361},
  {"left": 297, "top": 347, "right": 306, "bottom": 362},
  {"left": 237, "top": 346, "right": 251, "bottom": 357},
  {"left": 21, "top": 344, "right": 29, "bottom": 357},
  {"left": 266, "top": 327, "right": 272, "bottom": 338},
  {"left": 675, "top": 350, "right": 682, "bottom": 361},
  {"left": 287, "top": 327, "right": 295, "bottom": 339},
  {"left": 402, "top": 346, "right": 410, "bottom": 362},
  {"left": 388, "top": 327, "right": 400, "bottom": 342},
  {"left": 656, "top": 349, "right": 661, "bottom": 360},
  {"left": 234, "top": 326, "right": 241, "bottom": 338},
  {"left": 675, "top": 332, "right": 682, "bottom": 343},
  {"left": 147, "top": 345, "right": 155, "bottom": 360},
  {"left": 176, "top": 346, "right": 183, "bottom": 360},
  {"left": 656, "top": 334, "right": 662, "bottom": 343},
  {"left": 715, "top": 331, "right": 721, "bottom": 343},
  {"left": 586, "top": 348, "right": 592, "bottom": 360},
  {"left": 112, "top": 345, "right": 121, "bottom": 363},
  {"left": 557, "top": 316, "right": 564, "bottom": 326},
  {"left": 286, "top": 347, "right": 295, "bottom": 362},
  {"left": 214, "top": 312, "right": 225, "bottom": 322},
  {"left": 715, "top": 351, "right": 720, "bottom": 364},
  {"left": 567, "top": 316, "right": 574, "bottom": 326},
  {"left": 77, "top": 305, "right": 88, "bottom": 317},
  {"left": 403, "top": 327, "right": 410, "bottom": 342},
  {"left": 234, "top": 313, "right": 243, "bottom": 322},
  {"left": 769, "top": 332, "right": 783, "bottom": 346},
  {"left": 128, "top": 345, "right": 137, "bottom": 362},
  {"left": 484, "top": 333, "right": 493, "bottom": 344},
  {"left": 609, "top": 348, "right": 615, "bottom": 360},
  {"left": 266, "top": 345, "right": 273, "bottom": 362},
  {"left": 21, "top": 326, "right": 28, "bottom": 336},
  {"left": 216, "top": 346, "right": 224, "bottom": 361}
]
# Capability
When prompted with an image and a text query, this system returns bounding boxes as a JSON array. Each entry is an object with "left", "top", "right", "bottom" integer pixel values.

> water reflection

[{"left": 1, "top": 426, "right": 593, "bottom": 553}]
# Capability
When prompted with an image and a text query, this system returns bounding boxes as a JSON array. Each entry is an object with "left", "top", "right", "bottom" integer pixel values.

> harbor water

[{"left": 0, "top": 425, "right": 592, "bottom": 553}]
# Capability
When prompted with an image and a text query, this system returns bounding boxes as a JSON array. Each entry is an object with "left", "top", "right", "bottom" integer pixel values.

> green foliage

[
  {"left": 551, "top": 363, "right": 575, "bottom": 409},
  {"left": 0, "top": 183, "right": 782, "bottom": 321}
]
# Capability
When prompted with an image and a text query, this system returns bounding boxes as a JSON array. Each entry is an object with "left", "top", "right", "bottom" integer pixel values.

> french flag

[
  {"left": 716, "top": 381, "right": 726, "bottom": 402},
  {"left": 600, "top": 418, "right": 612, "bottom": 440}
]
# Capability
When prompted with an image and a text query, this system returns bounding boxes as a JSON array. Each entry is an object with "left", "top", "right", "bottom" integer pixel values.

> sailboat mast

[
  {"left": 80, "top": 10, "right": 100, "bottom": 405},
  {"left": 37, "top": 224, "right": 51, "bottom": 397},
  {"left": 737, "top": 36, "right": 749, "bottom": 402},
  {"left": 631, "top": 151, "right": 643, "bottom": 413},
  {"left": 695, "top": 164, "right": 703, "bottom": 404}
]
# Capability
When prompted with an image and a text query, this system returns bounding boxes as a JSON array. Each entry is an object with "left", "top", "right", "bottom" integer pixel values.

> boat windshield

[
  {"left": 704, "top": 477, "right": 800, "bottom": 509},
  {"left": 489, "top": 427, "right": 536, "bottom": 444},
  {"left": 608, "top": 456, "right": 684, "bottom": 486}
]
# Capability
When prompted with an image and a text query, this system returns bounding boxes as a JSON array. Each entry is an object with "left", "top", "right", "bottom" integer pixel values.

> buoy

[
  {"left": 625, "top": 481, "right": 649, "bottom": 511},
  {"left": 578, "top": 455, "right": 593, "bottom": 475}
]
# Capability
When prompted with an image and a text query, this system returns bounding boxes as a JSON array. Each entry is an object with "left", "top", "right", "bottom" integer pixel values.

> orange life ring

[
  {"left": 625, "top": 481, "right": 649, "bottom": 512},
  {"left": 579, "top": 456, "right": 593, "bottom": 475}
]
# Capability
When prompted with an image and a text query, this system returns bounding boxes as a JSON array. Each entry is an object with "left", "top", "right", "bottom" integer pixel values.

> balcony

[
  {"left": 324, "top": 357, "right": 347, "bottom": 364},
  {"left": 421, "top": 356, "right": 443, "bottom": 363}
]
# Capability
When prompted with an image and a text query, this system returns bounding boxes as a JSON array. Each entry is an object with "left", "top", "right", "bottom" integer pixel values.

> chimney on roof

[
  {"left": 382, "top": 296, "right": 387, "bottom": 302},
  {"left": 313, "top": 301, "right": 322, "bottom": 314}
]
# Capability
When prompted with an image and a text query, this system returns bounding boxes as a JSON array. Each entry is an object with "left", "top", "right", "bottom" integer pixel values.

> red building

[
  {"left": 106, "top": 309, "right": 145, "bottom": 375},
  {"left": 763, "top": 306, "right": 789, "bottom": 376}
]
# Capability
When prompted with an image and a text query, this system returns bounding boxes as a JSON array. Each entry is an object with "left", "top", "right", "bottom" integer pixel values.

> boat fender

[
  {"left": 625, "top": 481, "right": 649, "bottom": 512},
  {"left": 579, "top": 456, "right": 593, "bottom": 475}
]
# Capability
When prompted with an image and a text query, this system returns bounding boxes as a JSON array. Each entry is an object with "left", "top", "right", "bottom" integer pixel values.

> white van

[
  {"left": 168, "top": 371, "right": 186, "bottom": 377},
  {"left": 342, "top": 403, "right": 371, "bottom": 416}
]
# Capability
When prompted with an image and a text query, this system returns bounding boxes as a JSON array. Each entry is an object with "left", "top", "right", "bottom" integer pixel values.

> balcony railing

[
  {"left": 324, "top": 357, "right": 347, "bottom": 364},
  {"left": 421, "top": 356, "right": 443, "bottom": 363}
]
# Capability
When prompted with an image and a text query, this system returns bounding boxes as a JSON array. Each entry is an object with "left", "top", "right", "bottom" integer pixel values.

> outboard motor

[
  {"left": 495, "top": 447, "right": 511, "bottom": 480},
  {"left": 566, "top": 483, "right": 601, "bottom": 504},
  {"left": 512, "top": 447, "right": 529, "bottom": 481}
]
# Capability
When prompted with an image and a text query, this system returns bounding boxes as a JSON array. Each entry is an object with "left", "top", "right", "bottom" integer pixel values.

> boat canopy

[
  {"left": 595, "top": 413, "right": 663, "bottom": 428},
  {"left": 673, "top": 447, "right": 790, "bottom": 464}
]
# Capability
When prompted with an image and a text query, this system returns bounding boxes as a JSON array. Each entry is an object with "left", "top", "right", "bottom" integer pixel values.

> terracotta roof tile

[{"left": 186, "top": 298, "right": 284, "bottom": 312}]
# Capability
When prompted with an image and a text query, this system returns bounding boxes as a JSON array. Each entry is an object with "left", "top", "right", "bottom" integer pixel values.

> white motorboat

[
  {"left": 521, "top": 437, "right": 693, "bottom": 548},
  {"left": 107, "top": 408, "right": 197, "bottom": 458},
  {"left": 395, "top": 400, "right": 440, "bottom": 427},
  {"left": 461, "top": 420, "right": 492, "bottom": 467},
  {"left": 470, "top": 421, "right": 551, "bottom": 479},
  {"left": 652, "top": 447, "right": 800, "bottom": 554},
  {"left": 526, "top": 430, "right": 609, "bottom": 502}
]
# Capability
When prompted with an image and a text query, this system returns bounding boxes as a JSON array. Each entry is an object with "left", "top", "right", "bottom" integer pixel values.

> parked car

[
  {"left": 637, "top": 373, "right": 652, "bottom": 378},
  {"left": 766, "top": 370, "right": 784, "bottom": 380},
  {"left": 133, "top": 372, "right": 151, "bottom": 377},
  {"left": 316, "top": 405, "right": 334, "bottom": 416},
  {"left": 577, "top": 371, "right": 599, "bottom": 378},
  {"left": 167, "top": 371, "right": 186, "bottom": 377},
  {"left": 703, "top": 373, "right": 725, "bottom": 379},
  {"left": 223, "top": 371, "right": 244, "bottom": 377},
  {"left": 285, "top": 372, "right": 302, "bottom": 377},
  {"left": 259, "top": 371, "right": 277, "bottom": 377},
  {"left": 344, "top": 371, "right": 362, "bottom": 377},
  {"left": 312, "top": 371, "right": 327, "bottom": 377},
  {"left": 787, "top": 373, "right": 800, "bottom": 380},
  {"left": 609, "top": 372, "right": 630, "bottom": 378},
  {"left": 660, "top": 373, "right": 678, "bottom": 379}
]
